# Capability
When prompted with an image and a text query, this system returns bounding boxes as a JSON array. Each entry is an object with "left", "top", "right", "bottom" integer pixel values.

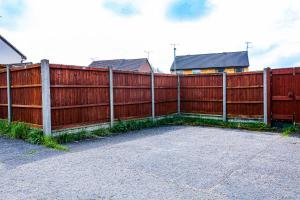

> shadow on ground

[{"left": 0, "top": 126, "right": 186, "bottom": 169}]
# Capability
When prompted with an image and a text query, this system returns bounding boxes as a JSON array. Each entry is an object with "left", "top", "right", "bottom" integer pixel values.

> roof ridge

[
  {"left": 171, "top": 51, "right": 249, "bottom": 70},
  {"left": 92, "top": 58, "right": 147, "bottom": 62},
  {"left": 0, "top": 34, "right": 27, "bottom": 60},
  {"left": 176, "top": 51, "right": 247, "bottom": 58}
]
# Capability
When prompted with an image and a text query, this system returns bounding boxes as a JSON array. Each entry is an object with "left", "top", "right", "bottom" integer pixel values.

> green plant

[
  {"left": 92, "top": 128, "right": 112, "bottom": 137},
  {"left": 43, "top": 136, "right": 69, "bottom": 151},
  {"left": 282, "top": 125, "right": 299, "bottom": 137},
  {"left": 1, "top": 116, "right": 296, "bottom": 149},
  {"left": 0, "top": 120, "right": 10, "bottom": 135},
  {"left": 0, "top": 120, "right": 68, "bottom": 151},
  {"left": 54, "top": 130, "right": 97, "bottom": 144},
  {"left": 110, "top": 120, "right": 128, "bottom": 132},
  {"left": 10, "top": 122, "right": 30, "bottom": 140},
  {"left": 26, "top": 129, "right": 44, "bottom": 145}
]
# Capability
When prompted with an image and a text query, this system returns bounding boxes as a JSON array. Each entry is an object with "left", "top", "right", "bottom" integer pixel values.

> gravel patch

[{"left": 0, "top": 126, "right": 300, "bottom": 200}]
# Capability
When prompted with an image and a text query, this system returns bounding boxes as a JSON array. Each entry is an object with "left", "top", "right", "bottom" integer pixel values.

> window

[
  {"left": 235, "top": 67, "right": 243, "bottom": 73},
  {"left": 217, "top": 68, "right": 224, "bottom": 73},
  {"left": 192, "top": 70, "right": 201, "bottom": 74}
]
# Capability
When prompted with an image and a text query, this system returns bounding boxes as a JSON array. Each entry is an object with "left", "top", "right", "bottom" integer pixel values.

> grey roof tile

[
  {"left": 170, "top": 51, "right": 249, "bottom": 70},
  {"left": 89, "top": 58, "right": 149, "bottom": 71}
]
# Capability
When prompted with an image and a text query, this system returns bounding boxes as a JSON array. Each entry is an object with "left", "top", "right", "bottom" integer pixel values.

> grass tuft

[
  {"left": 1, "top": 116, "right": 298, "bottom": 149},
  {"left": 0, "top": 120, "right": 68, "bottom": 151},
  {"left": 282, "top": 125, "right": 300, "bottom": 137},
  {"left": 43, "top": 136, "right": 69, "bottom": 151}
]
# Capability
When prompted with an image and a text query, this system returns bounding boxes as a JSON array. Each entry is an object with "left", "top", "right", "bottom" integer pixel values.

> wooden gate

[{"left": 271, "top": 68, "right": 300, "bottom": 123}]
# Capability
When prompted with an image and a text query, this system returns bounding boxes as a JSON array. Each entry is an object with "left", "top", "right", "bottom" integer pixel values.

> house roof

[
  {"left": 89, "top": 58, "right": 151, "bottom": 71},
  {"left": 170, "top": 51, "right": 249, "bottom": 71},
  {"left": 0, "top": 34, "right": 27, "bottom": 60}
]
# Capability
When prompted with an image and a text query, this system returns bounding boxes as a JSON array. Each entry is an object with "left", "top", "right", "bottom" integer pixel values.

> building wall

[
  {"left": 139, "top": 62, "right": 152, "bottom": 73},
  {"left": 183, "top": 70, "right": 192, "bottom": 74},
  {"left": 177, "top": 67, "right": 249, "bottom": 75},
  {"left": 0, "top": 39, "right": 23, "bottom": 64},
  {"left": 200, "top": 68, "right": 216, "bottom": 74}
]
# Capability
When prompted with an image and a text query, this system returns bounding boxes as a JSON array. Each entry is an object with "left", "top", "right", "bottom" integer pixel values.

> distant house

[
  {"left": 170, "top": 51, "right": 249, "bottom": 74},
  {"left": 89, "top": 58, "right": 152, "bottom": 72},
  {"left": 0, "top": 34, "right": 27, "bottom": 65}
]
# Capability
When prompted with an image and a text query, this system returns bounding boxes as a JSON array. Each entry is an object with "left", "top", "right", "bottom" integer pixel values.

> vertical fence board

[
  {"left": 0, "top": 65, "right": 42, "bottom": 127},
  {"left": 0, "top": 68, "right": 8, "bottom": 119},
  {"left": 50, "top": 64, "right": 110, "bottom": 130},
  {"left": 154, "top": 74, "right": 178, "bottom": 116},
  {"left": 113, "top": 71, "right": 151, "bottom": 120},
  {"left": 180, "top": 74, "right": 223, "bottom": 115},
  {"left": 226, "top": 72, "right": 264, "bottom": 119}
]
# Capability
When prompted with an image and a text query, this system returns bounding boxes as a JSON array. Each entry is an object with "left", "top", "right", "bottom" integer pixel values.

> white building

[{"left": 0, "top": 34, "right": 26, "bottom": 65}]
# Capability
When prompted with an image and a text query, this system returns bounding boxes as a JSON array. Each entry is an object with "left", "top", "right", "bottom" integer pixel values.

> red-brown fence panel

[
  {"left": 295, "top": 68, "right": 300, "bottom": 123},
  {"left": 113, "top": 71, "right": 151, "bottom": 120},
  {"left": 271, "top": 68, "right": 300, "bottom": 123},
  {"left": 180, "top": 74, "right": 223, "bottom": 115},
  {"left": 0, "top": 65, "right": 42, "bottom": 127},
  {"left": 0, "top": 68, "right": 8, "bottom": 119},
  {"left": 154, "top": 74, "right": 177, "bottom": 116},
  {"left": 227, "top": 72, "right": 263, "bottom": 119},
  {"left": 50, "top": 64, "right": 110, "bottom": 130}
]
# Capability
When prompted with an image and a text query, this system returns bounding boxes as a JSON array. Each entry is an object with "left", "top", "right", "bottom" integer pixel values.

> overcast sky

[{"left": 1, "top": 0, "right": 300, "bottom": 72}]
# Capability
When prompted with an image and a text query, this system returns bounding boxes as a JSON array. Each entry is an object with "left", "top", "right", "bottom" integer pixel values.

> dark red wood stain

[
  {"left": 2, "top": 63, "right": 300, "bottom": 129},
  {"left": 0, "top": 65, "right": 42, "bottom": 127},
  {"left": 226, "top": 72, "right": 264, "bottom": 119}
]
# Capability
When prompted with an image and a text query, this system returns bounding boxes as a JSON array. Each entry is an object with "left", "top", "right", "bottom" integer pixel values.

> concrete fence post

[
  {"left": 6, "top": 65, "right": 12, "bottom": 124},
  {"left": 151, "top": 71, "right": 155, "bottom": 120},
  {"left": 41, "top": 59, "right": 52, "bottom": 136},
  {"left": 223, "top": 72, "right": 227, "bottom": 122},
  {"left": 263, "top": 68, "right": 269, "bottom": 125},
  {"left": 109, "top": 67, "right": 114, "bottom": 127},
  {"left": 177, "top": 74, "right": 181, "bottom": 114}
]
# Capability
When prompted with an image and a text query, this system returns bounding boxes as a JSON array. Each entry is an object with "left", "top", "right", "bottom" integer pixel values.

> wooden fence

[
  {"left": 0, "top": 65, "right": 42, "bottom": 128},
  {"left": 50, "top": 64, "right": 110, "bottom": 130},
  {"left": 226, "top": 72, "right": 263, "bottom": 119},
  {"left": 155, "top": 74, "right": 178, "bottom": 116},
  {"left": 48, "top": 65, "right": 178, "bottom": 130},
  {"left": 113, "top": 70, "right": 151, "bottom": 120},
  {"left": 3, "top": 60, "right": 300, "bottom": 135},
  {"left": 180, "top": 71, "right": 264, "bottom": 119},
  {"left": 180, "top": 73, "right": 223, "bottom": 115}
]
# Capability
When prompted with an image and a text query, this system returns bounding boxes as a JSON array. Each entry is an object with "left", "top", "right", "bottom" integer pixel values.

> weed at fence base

[
  {"left": 52, "top": 116, "right": 275, "bottom": 144},
  {"left": 0, "top": 120, "right": 68, "bottom": 151},
  {"left": 1, "top": 116, "right": 298, "bottom": 148}
]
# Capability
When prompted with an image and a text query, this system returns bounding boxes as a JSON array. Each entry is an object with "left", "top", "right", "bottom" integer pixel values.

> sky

[{"left": 0, "top": 0, "right": 300, "bottom": 72}]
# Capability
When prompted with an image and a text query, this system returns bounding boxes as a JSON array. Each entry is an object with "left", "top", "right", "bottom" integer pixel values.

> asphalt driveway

[{"left": 0, "top": 126, "right": 300, "bottom": 200}]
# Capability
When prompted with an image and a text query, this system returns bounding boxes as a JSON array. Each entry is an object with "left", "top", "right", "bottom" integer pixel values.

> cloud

[
  {"left": 103, "top": 0, "right": 138, "bottom": 16},
  {"left": 1, "top": 0, "right": 300, "bottom": 72},
  {"left": 0, "top": 0, "right": 26, "bottom": 30},
  {"left": 270, "top": 54, "right": 300, "bottom": 67},
  {"left": 250, "top": 44, "right": 279, "bottom": 57},
  {"left": 166, "top": 0, "right": 210, "bottom": 21}
]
